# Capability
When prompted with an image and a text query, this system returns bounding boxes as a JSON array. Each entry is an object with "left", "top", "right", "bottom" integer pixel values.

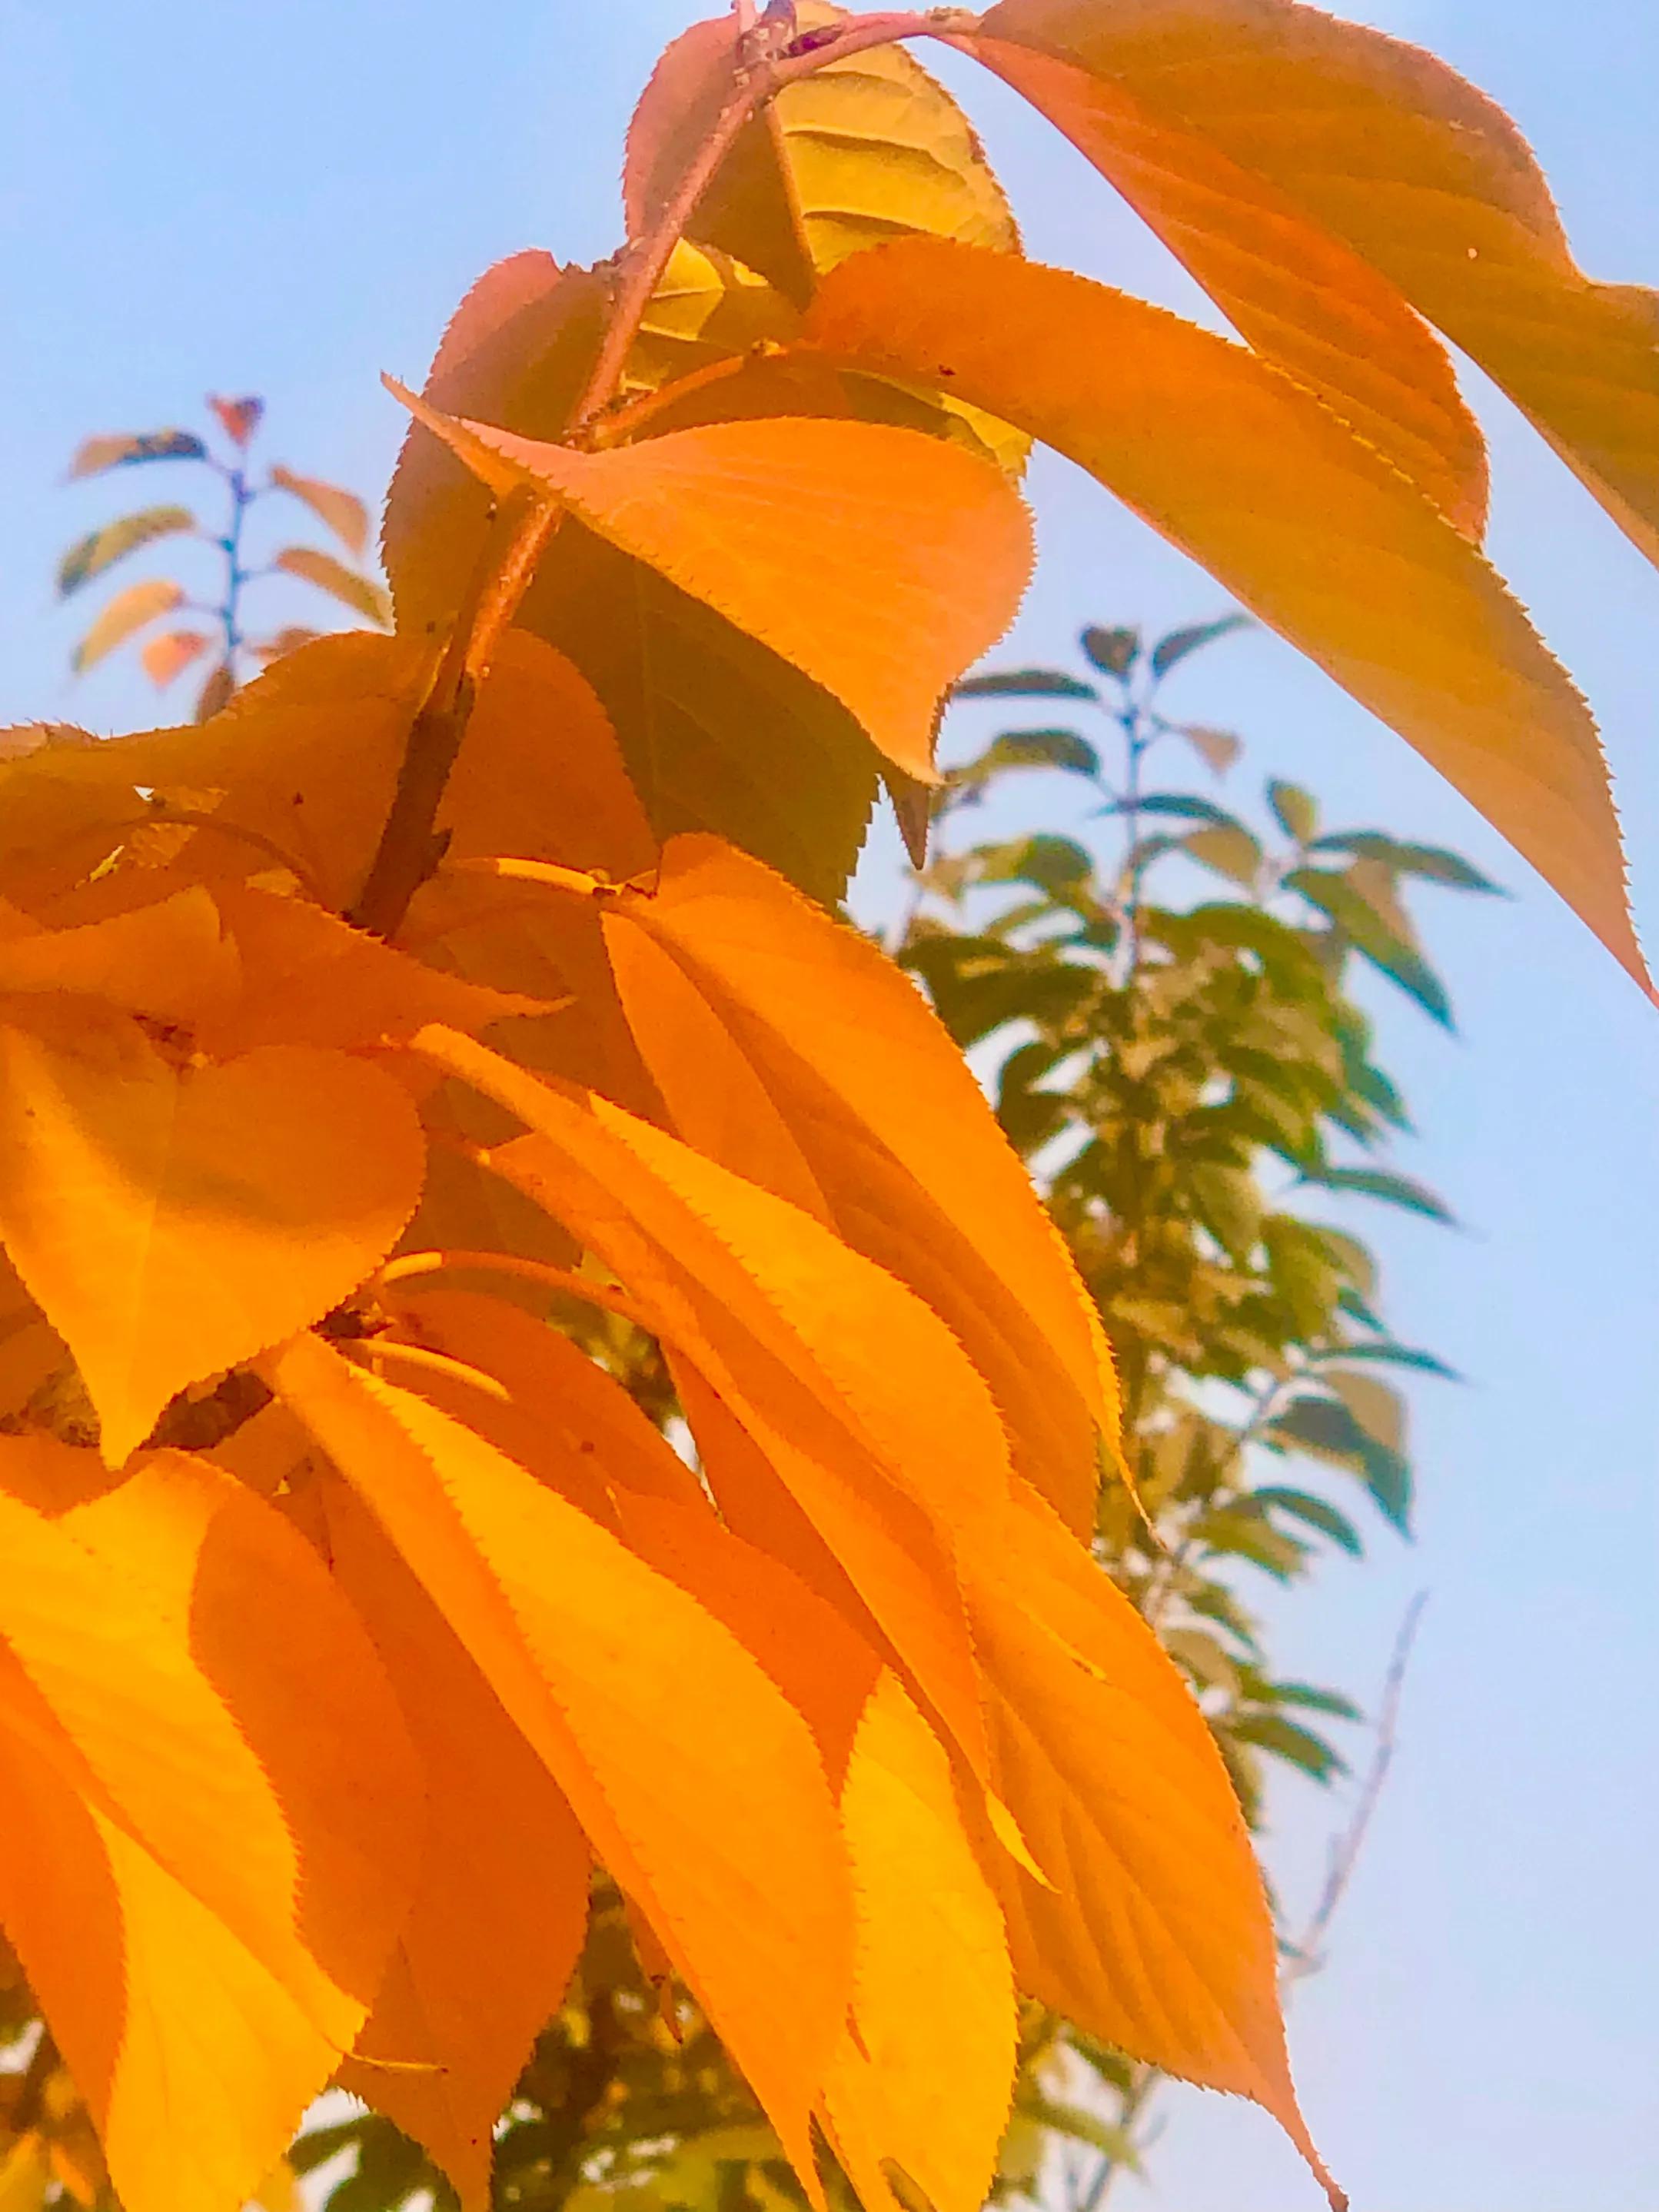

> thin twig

[{"left": 1284, "top": 1590, "right": 1431, "bottom": 1984}]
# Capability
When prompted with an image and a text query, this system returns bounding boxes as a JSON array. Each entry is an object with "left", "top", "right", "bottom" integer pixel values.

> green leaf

[
  {"left": 1268, "top": 1393, "right": 1413, "bottom": 1532},
  {"left": 68, "top": 430, "right": 208, "bottom": 477},
  {"left": 1272, "top": 1681, "right": 1365, "bottom": 1721},
  {"left": 1107, "top": 791, "right": 1238, "bottom": 825},
  {"left": 1267, "top": 779, "right": 1318, "bottom": 844},
  {"left": 1301, "top": 1164, "right": 1455, "bottom": 1224},
  {"left": 959, "top": 727, "right": 1100, "bottom": 783},
  {"left": 1189, "top": 1505, "right": 1308, "bottom": 1581},
  {"left": 978, "top": 832, "right": 1095, "bottom": 896},
  {"left": 1309, "top": 832, "right": 1504, "bottom": 893},
  {"left": 953, "top": 666, "right": 1099, "bottom": 700},
  {"left": 56, "top": 505, "right": 195, "bottom": 597},
  {"left": 1320, "top": 1340, "right": 1458, "bottom": 1382},
  {"left": 1188, "top": 1162, "right": 1262, "bottom": 1262},
  {"left": 1286, "top": 864, "right": 1454, "bottom": 1026},
  {"left": 1081, "top": 623, "right": 1139, "bottom": 677},
  {"left": 1016, "top": 2094, "right": 1142, "bottom": 2170},
  {"left": 1229, "top": 1711, "right": 1346, "bottom": 1783},
  {"left": 1252, "top": 1485, "right": 1364, "bottom": 1556},
  {"left": 1150, "top": 613, "right": 1250, "bottom": 677}
]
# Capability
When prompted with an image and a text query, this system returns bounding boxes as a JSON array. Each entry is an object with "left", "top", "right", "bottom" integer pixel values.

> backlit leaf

[
  {"left": 625, "top": 8, "right": 1019, "bottom": 307},
  {"left": 802, "top": 240, "right": 1646, "bottom": 990},
  {"left": 599, "top": 834, "right": 1119, "bottom": 1531},
  {"left": 0, "top": 1439, "right": 420, "bottom": 2212},
  {"left": 969, "top": 17, "right": 1489, "bottom": 534},
  {"left": 57, "top": 507, "right": 194, "bottom": 598},
  {"left": 272, "top": 547, "right": 391, "bottom": 629},
  {"left": 270, "top": 467, "right": 370, "bottom": 557},
  {"left": 961, "top": 1479, "right": 1338, "bottom": 2201},
  {"left": 71, "top": 580, "right": 183, "bottom": 674},
  {"left": 267, "top": 1336, "right": 854, "bottom": 2197},
  {"left": 824, "top": 1673, "right": 1016, "bottom": 2212},
  {"left": 392, "top": 391, "right": 1034, "bottom": 783},
  {"left": 323, "top": 1480, "right": 591, "bottom": 2210},
  {"left": 0, "top": 1016, "right": 425, "bottom": 1462},
  {"left": 979, "top": 0, "right": 1659, "bottom": 567}
]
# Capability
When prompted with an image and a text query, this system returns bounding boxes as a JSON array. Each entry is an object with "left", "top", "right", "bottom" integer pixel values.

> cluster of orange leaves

[{"left": 2, "top": 8, "right": 1656, "bottom": 2212}]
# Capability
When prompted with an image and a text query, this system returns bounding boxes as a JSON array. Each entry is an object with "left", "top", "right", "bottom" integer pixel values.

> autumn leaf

[
  {"left": 68, "top": 429, "right": 207, "bottom": 477},
  {"left": 272, "top": 547, "right": 391, "bottom": 628},
  {"left": 70, "top": 579, "right": 183, "bottom": 674},
  {"left": 801, "top": 238, "right": 1646, "bottom": 990},
  {"left": 141, "top": 627, "right": 211, "bottom": 687},
  {"left": 592, "top": 833, "right": 1119, "bottom": 1531},
  {"left": 321, "top": 1477, "right": 591, "bottom": 2211},
  {"left": 0, "top": 1439, "right": 420, "bottom": 2212},
  {"left": 57, "top": 507, "right": 194, "bottom": 597},
  {"left": 270, "top": 465, "right": 370, "bottom": 556},
  {"left": 266, "top": 1334, "right": 855, "bottom": 2197},
  {"left": 391, "top": 387, "right": 1034, "bottom": 783},
  {"left": 208, "top": 394, "right": 264, "bottom": 447},
  {"left": 965, "top": 26, "right": 1488, "bottom": 533},
  {"left": 0, "top": 1011, "right": 425, "bottom": 1463},
  {"left": 625, "top": 7, "right": 1019, "bottom": 308},
  {"left": 979, "top": 0, "right": 1659, "bottom": 567}
]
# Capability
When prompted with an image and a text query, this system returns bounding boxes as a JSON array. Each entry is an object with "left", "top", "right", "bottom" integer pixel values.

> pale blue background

[{"left": 2, "top": 5, "right": 1655, "bottom": 2207}]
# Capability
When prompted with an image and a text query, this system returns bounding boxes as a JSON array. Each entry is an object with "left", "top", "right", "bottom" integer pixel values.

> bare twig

[{"left": 1284, "top": 1590, "right": 1430, "bottom": 1984}]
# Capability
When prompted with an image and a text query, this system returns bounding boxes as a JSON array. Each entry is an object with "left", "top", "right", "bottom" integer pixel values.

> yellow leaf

[
  {"left": 0, "top": 1018, "right": 425, "bottom": 1462},
  {"left": 410, "top": 1026, "right": 1000, "bottom": 1778},
  {"left": 824, "top": 1672, "right": 1017, "bottom": 2212},
  {"left": 270, "top": 465, "right": 370, "bottom": 557},
  {"left": 392, "top": 388, "right": 1033, "bottom": 783},
  {"left": 0, "top": 1439, "right": 420, "bottom": 2212},
  {"left": 271, "top": 547, "right": 391, "bottom": 629},
  {"left": 802, "top": 238, "right": 1646, "bottom": 992},
  {"left": 265, "top": 1333, "right": 853, "bottom": 2200},
  {"left": 962, "top": 1478, "right": 1339, "bottom": 2207},
  {"left": 966, "top": 29, "right": 1488, "bottom": 533},
  {"left": 625, "top": 8, "right": 1019, "bottom": 306},
  {"left": 322, "top": 1477, "right": 591, "bottom": 2211},
  {"left": 623, "top": 239, "right": 800, "bottom": 400},
  {"left": 0, "top": 886, "right": 238, "bottom": 1026},
  {"left": 602, "top": 834, "right": 1119, "bottom": 1532},
  {"left": 71, "top": 580, "right": 183, "bottom": 675},
  {"left": 57, "top": 507, "right": 193, "bottom": 598},
  {"left": 981, "top": 0, "right": 1659, "bottom": 567}
]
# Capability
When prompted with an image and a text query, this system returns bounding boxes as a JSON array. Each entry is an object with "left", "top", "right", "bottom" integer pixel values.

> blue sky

[{"left": 2, "top": 4, "right": 1657, "bottom": 2207}]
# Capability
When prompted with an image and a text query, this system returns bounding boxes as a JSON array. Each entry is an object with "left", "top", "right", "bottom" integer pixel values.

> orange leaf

[
  {"left": 824, "top": 1672, "right": 1016, "bottom": 2212},
  {"left": 71, "top": 580, "right": 184, "bottom": 676},
  {"left": 411, "top": 1027, "right": 999, "bottom": 1778},
  {"left": 140, "top": 627, "right": 211, "bottom": 687},
  {"left": 272, "top": 547, "right": 391, "bottom": 629},
  {"left": 965, "top": 31, "right": 1487, "bottom": 534},
  {"left": 384, "top": 254, "right": 612, "bottom": 636},
  {"left": 208, "top": 394, "right": 264, "bottom": 448},
  {"left": 0, "top": 1019, "right": 425, "bottom": 1462},
  {"left": 962, "top": 1478, "right": 1340, "bottom": 2207},
  {"left": 321, "top": 1476, "right": 591, "bottom": 2210},
  {"left": 981, "top": 0, "right": 1659, "bottom": 568},
  {"left": 266, "top": 1332, "right": 854, "bottom": 2198},
  {"left": 0, "top": 1439, "right": 420, "bottom": 2212},
  {"left": 391, "top": 387, "right": 1033, "bottom": 782},
  {"left": 270, "top": 466, "right": 370, "bottom": 557},
  {"left": 802, "top": 239, "right": 1645, "bottom": 992},
  {"left": 603, "top": 834, "right": 1119, "bottom": 1532},
  {"left": 0, "top": 886, "right": 238, "bottom": 1026}
]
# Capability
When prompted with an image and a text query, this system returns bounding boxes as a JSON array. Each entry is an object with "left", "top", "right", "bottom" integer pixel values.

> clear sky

[{"left": 2, "top": 5, "right": 1657, "bottom": 2208}]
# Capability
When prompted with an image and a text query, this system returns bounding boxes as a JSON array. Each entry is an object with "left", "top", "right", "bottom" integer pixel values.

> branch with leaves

[
  {"left": 1, "top": 8, "right": 1654, "bottom": 2212},
  {"left": 61, "top": 394, "right": 390, "bottom": 718}
]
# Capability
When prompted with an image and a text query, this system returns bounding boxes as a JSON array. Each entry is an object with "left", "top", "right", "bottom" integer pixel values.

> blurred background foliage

[{"left": 0, "top": 617, "right": 1491, "bottom": 2212}]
